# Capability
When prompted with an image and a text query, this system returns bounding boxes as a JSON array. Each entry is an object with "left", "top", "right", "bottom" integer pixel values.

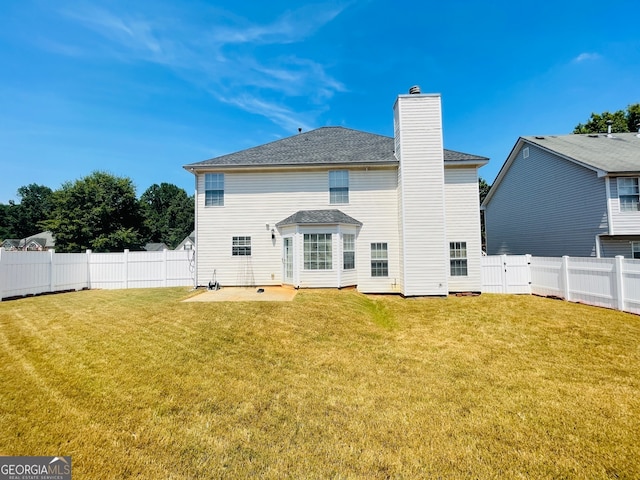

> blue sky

[{"left": 1, "top": 0, "right": 639, "bottom": 202}]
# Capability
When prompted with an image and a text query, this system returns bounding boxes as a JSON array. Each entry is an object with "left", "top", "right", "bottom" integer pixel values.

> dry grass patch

[{"left": 0, "top": 289, "right": 639, "bottom": 478}]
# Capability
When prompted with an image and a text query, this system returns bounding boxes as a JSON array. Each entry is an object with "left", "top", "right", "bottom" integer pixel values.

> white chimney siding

[{"left": 395, "top": 93, "right": 449, "bottom": 296}]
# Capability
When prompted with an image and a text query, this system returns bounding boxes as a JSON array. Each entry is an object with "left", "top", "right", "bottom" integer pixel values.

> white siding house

[
  {"left": 483, "top": 133, "right": 640, "bottom": 258},
  {"left": 184, "top": 87, "right": 488, "bottom": 295}
]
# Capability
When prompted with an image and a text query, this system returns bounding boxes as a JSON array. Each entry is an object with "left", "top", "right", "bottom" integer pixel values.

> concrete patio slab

[{"left": 183, "top": 286, "right": 298, "bottom": 302}]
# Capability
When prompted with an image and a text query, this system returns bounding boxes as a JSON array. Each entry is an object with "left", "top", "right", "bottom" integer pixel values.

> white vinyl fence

[
  {"left": 2, "top": 249, "right": 639, "bottom": 315},
  {"left": 481, "top": 254, "right": 640, "bottom": 315},
  {"left": 0, "top": 248, "right": 195, "bottom": 300}
]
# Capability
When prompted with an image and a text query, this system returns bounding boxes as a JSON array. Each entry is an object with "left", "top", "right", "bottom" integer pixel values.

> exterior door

[{"left": 283, "top": 237, "right": 293, "bottom": 284}]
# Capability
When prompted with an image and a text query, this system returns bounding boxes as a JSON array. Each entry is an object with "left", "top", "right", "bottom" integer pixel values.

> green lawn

[{"left": 1, "top": 288, "right": 638, "bottom": 479}]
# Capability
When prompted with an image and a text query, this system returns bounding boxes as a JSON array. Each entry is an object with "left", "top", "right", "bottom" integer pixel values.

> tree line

[
  {"left": 0, "top": 171, "right": 194, "bottom": 253},
  {"left": 573, "top": 104, "right": 640, "bottom": 134}
]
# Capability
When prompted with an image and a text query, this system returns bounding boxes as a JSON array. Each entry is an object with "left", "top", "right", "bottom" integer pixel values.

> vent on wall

[{"left": 523, "top": 147, "right": 530, "bottom": 159}]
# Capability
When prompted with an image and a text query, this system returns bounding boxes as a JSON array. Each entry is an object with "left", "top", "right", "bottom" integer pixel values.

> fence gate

[{"left": 481, "top": 255, "right": 531, "bottom": 294}]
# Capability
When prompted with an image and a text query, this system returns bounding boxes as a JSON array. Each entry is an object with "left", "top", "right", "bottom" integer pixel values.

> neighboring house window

[
  {"left": 618, "top": 177, "right": 639, "bottom": 212},
  {"left": 343, "top": 234, "right": 355, "bottom": 270},
  {"left": 205, "top": 173, "right": 224, "bottom": 206},
  {"left": 450, "top": 242, "right": 468, "bottom": 276},
  {"left": 304, "top": 234, "right": 332, "bottom": 270},
  {"left": 329, "top": 170, "right": 349, "bottom": 204},
  {"left": 632, "top": 241, "right": 640, "bottom": 259},
  {"left": 371, "top": 243, "right": 388, "bottom": 277},
  {"left": 232, "top": 236, "right": 251, "bottom": 256}
]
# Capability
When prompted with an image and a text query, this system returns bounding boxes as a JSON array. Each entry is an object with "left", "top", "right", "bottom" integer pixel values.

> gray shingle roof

[
  {"left": 144, "top": 242, "right": 169, "bottom": 252},
  {"left": 2, "top": 239, "right": 20, "bottom": 248},
  {"left": 523, "top": 133, "right": 640, "bottom": 173},
  {"left": 185, "top": 127, "right": 487, "bottom": 169},
  {"left": 276, "top": 209, "right": 363, "bottom": 227}
]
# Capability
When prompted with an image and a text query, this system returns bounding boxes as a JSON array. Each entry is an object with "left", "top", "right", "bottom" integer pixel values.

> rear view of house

[
  {"left": 483, "top": 133, "right": 640, "bottom": 258},
  {"left": 184, "top": 87, "right": 488, "bottom": 295}
]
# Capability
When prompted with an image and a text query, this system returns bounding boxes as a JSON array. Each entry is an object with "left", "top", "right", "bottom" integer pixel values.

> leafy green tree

[
  {"left": 627, "top": 104, "right": 640, "bottom": 133},
  {"left": 43, "top": 171, "right": 145, "bottom": 252},
  {"left": 13, "top": 184, "right": 54, "bottom": 237},
  {"left": 573, "top": 104, "right": 640, "bottom": 133},
  {"left": 139, "top": 183, "right": 194, "bottom": 249},
  {"left": 479, "top": 177, "right": 491, "bottom": 204},
  {"left": 0, "top": 203, "right": 13, "bottom": 240},
  {"left": 0, "top": 184, "right": 53, "bottom": 239},
  {"left": 479, "top": 178, "right": 491, "bottom": 252}
]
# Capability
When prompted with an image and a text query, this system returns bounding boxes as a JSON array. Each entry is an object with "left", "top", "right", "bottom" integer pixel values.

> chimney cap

[{"left": 408, "top": 85, "right": 421, "bottom": 95}]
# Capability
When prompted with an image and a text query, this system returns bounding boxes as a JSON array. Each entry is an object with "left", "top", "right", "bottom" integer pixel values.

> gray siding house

[
  {"left": 184, "top": 87, "right": 489, "bottom": 295},
  {"left": 483, "top": 132, "right": 640, "bottom": 258}
]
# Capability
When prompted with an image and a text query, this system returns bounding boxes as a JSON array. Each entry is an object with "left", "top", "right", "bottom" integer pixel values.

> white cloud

[
  {"left": 50, "top": 3, "right": 347, "bottom": 129},
  {"left": 57, "top": 5, "right": 178, "bottom": 64},
  {"left": 218, "top": 93, "right": 315, "bottom": 133},
  {"left": 212, "top": 4, "right": 346, "bottom": 46},
  {"left": 573, "top": 52, "right": 602, "bottom": 63}
]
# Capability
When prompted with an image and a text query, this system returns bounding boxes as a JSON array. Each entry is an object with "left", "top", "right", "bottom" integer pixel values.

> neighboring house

[
  {"left": 184, "top": 87, "right": 488, "bottom": 295},
  {"left": 174, "top": 231, "right": 195, "bottom": 251},
  {"left": 1, "top": 239, "right": 20, "bottom": 250},
  {"left": 144, "top": 242, "right": 169, "bottom": 252},
  {"left": 483, "top": 132, "right": 640, "bottom": 258},
  {"left": 1, "top": 231, "right": 55, "bottom": 251}
]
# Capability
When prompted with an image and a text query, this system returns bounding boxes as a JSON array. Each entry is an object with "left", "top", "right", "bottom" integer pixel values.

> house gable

[
  {"left": 484, "top": 140, "right": 609, "bottom": 256},
  {"left": 485, "top": 133, "right": 640, "bottom": 207}
]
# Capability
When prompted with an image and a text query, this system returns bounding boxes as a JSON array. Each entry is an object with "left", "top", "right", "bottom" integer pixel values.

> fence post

[
  {"left": 86, "top": 249, "right": 92, "bottom": 290},
  {"left": 162, "top": 248, "right": 168, "bottom": 288},
  {"left": 614, "top": 256, "right": 625, "bottom": 311},
  {"left": 0, "top": 247, "right": 4, "bottom": 301},
  {"left": 49, "top": 249, "right": 56, "bottom": 294},
  {"left": 124, "top": 249, "right": 129, "bottom": 289},
  {"left": 561, "top": 256, "right": 571, "bottom": 301}
]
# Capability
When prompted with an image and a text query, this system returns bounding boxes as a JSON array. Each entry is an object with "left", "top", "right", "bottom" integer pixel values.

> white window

[
  {"left": 232, "top": 236, "right": 251, "bottom": 256},
  {"left": 632, "top": 241, "right": 640, "bottom": 259},
  {"left": 205, "top": 173, "right": 224, "bottom": 206},
  {"left": 304, "top": 234, "right": 332, "bottom": 270},
  {"left": 329, "top": 170, "right": 349, "bottom": 204},
  {"left": 371, "top": 243, "right": 388, "bottom": 277},
  {"left": 618, "top": 177, "right": 639, "bottom": 212},
  {"left": 450, "top": 242, "right": 468, "bottom": 276},
  {"left": 343, "top": 234, "right": 355, "bottom": 270}
]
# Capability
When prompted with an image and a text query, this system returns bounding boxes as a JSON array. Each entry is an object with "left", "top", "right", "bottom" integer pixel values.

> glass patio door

[{"left": 283, "top": 237, "right": 293, "bottom": 284}]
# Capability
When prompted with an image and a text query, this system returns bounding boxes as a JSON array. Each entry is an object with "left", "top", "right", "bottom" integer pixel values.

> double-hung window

[
  {"left": 618, "top": 177, "right": 639, "bottom": 212},
  {"left": 304, "top": 234, "right": 332, "bottom": 270},
  {"left": 205, "top": 173, "right": 224, "bottom": 206},
  {"left": 329, "top": 170, "right": 349, "bottom": 204},
  {"left": 632, "top": 241, "right": 640, "bottom": 259},
  {"left": 343, "top": 234, "right": 355, "bottom": 270},
  {"left": 371, "top": 243, "right": 388, "bottom": 277},
  {"left": 450, "top": 242, "right": 468, "bottom": 276},
  {"left": 232, "top": 236, "right": 251, "bottom": 256}
]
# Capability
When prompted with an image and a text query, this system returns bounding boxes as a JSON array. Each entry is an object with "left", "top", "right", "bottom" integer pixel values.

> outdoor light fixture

[{"left": 271, "top": 229, "right": 275, "bottom": 240}]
